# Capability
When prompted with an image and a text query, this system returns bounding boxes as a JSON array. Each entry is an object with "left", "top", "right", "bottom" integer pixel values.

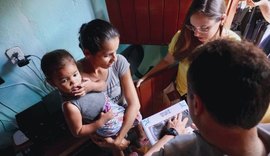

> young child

[
  {"left": 41, "top": 49, "right": 146, "bottom": 155},
  {"left": 40, "top": 49, "right": 127, "bottom": 138}
]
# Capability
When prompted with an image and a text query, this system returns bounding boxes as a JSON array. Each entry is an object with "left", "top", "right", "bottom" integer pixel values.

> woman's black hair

[{"left": 78, "top": 19, "right": 120, "bottom": 55}]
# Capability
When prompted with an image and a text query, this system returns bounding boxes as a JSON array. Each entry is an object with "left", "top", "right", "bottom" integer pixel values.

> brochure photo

[{"left": 141, "top": 100, "right": 193, "bottom": 145}]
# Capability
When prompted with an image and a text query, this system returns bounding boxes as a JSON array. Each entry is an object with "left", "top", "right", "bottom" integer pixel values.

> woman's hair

[
  {"left": 41, "top": 49, "right": 76, "bottom": 80},
  {"left": 78, "top": 19, "right": 120, "bottom": 55},
  {"left": 188, "top": 39, "right": 270, "bottom": 129},
  {"left": 173, "top": 0, "right": 226, "bottom": 60}
]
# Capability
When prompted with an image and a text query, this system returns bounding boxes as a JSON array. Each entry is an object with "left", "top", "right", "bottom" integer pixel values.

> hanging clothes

[
  {"left": 259, "top": 25, "right": 270, "bottom": 55},
  {"left": 231, "top": 2, "right": 269, "bottom": 51}
]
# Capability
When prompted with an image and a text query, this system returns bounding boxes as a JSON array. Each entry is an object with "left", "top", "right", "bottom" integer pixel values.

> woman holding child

[{"left": 75, "top": 19, "right": 143, "bottom": 156}]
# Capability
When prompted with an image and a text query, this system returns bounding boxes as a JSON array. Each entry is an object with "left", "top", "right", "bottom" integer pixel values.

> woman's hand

[
  {"left": 110, "top": 137, "right": 130, "bottom": 150},
  {"left": 167, "top": 113, "right": 189, "bottom": 134},
  {"left": 71, "top": 85, "right": 86, "bottom": 97},
  {"left": 71, "top": 77, "right": 91, "bottom": 96},
  {"left": 246, "top": 0, "right": 256, "bottom": 7},
  {"left": 136, "top": 78, "right": 145, "bottom": 87},
  {"left": 90, "top": 134, "right": 130, "bottom": 150},
  {"left": 90, "top": 134, "right": 111, "bottom": 148},
  {"left": 247, "top": 0, "right": 268, "bottom": 7},
  {"left": 72, "top": 77, "right": 106, "bottom": 96}
]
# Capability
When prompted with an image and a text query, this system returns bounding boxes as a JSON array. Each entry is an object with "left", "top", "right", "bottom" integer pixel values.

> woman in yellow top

[{"left": 136, "top": 0, "right": 240, "bottom": 98}]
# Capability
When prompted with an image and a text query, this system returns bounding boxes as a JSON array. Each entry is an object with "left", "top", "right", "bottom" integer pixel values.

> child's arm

[{"left": 62, "top": 101, "right": 113, "bottom": 137}]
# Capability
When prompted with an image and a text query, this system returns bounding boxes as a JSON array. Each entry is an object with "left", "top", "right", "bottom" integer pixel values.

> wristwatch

[{"left": 164, "top": 128, "right": 178, "bottom": 136}]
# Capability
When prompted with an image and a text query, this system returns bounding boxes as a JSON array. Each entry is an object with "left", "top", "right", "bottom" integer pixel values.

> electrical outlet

[{"left": 5, "top": 46, "right": 25, "bottom": 64}]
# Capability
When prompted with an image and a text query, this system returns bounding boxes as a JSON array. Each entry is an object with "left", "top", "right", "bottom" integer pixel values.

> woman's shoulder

[
  {"left": 116, "top": 53, "right": 125, "bottom": 60},
  {"left": 168, "top": 30, "right": 181, "bottom": 54},
  {"left": 110, "top": 54, "right": 129, "bottom": 75},
  {"left": 172, "top": 30, "right": 181, "bottom": 41},
  {"left": 76, "top": 58, "right": 87, "bottom": 72},
  {"left": 224, "top": 29, "right": 241, "bottom": 41},
  {"left": 115, "top": 54, "right": 129, "bottom": 65}
]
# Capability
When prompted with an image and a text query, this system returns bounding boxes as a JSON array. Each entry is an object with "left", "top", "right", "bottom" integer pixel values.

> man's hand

[{"left": 167, "top": 113, "right": 189, "bottom": 134}]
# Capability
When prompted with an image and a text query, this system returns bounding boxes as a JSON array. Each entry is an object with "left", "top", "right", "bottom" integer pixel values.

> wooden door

[{"left": 105, "top": 0, "right": 192, "bottom": 45}]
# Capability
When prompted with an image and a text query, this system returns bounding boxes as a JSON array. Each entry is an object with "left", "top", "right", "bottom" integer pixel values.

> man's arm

[{"left": 145, "top": 113, "right": 189, "bottom": 156}]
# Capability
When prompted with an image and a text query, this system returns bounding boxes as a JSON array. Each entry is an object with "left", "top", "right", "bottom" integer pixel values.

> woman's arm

[
  {"left": 71, "top": 76, "right": 106, "bottom": 97},
  {"left": 258, "top": 0, "right": 270, "bottom": 22},
  {"left": 82, "top": 77, "right": 106, "bottom": 92},
  {"left": 74, "top": 59, "right": 107, "bottom": 96},
  {"left": 247, "top": 0, "right": 270, "bottom": 22},
  {"left": 114, "top": 68, "right": 141, "bottom": 146},
  {"left": 62, "top": 101, "right": 113, "bottom": 137},
  {"left": 136, "top": 52, "right": 175, "bottom": 87}
]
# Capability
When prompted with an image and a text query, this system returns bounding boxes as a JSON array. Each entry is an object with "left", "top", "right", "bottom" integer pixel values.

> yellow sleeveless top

[{"left": 168, "top": 30, "right": 241, "bottom": 96}]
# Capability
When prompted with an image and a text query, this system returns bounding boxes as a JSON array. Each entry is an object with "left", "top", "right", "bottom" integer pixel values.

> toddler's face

[{"left": 51, "top": 62, "right": 82, "bottom": 95}]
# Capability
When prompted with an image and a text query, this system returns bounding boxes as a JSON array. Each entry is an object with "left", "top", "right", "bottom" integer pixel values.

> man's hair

[
  {"left": 187, "top": 39, "right": 270, "bottom": 129},
  {"left": 41, "top": 49, "right": 76, "bottom": 80}
]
